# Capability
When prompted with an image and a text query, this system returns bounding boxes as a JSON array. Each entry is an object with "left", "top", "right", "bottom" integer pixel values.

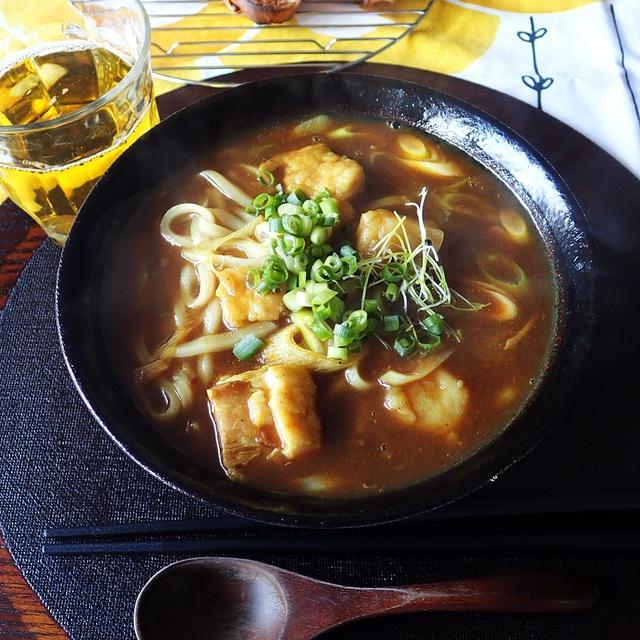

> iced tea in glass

[{"left": 0, "top": 0, "right": 159, "bottom": 243}]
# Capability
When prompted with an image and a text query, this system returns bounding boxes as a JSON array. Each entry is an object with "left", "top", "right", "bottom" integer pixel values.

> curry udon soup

[{"left": 106, "top": 113, "right": 556, "bottom": 498}]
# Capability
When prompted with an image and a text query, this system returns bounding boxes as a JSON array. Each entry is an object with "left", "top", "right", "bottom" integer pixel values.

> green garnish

[
  {"left": 233, "top": 334, "right": 266, "bottom": 360},
  {"left": 394, "top": 335, "right": 417, "bottom": 357},
  {"left": 257, "top": 167, "right": 275, "bottom": 187},
  {"left": 246, "top": 183, "right": 473, "bottom": 359}
]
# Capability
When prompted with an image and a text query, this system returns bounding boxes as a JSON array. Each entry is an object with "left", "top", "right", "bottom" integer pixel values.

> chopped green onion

[
  {"left": 287, "top": 188, "right": 307, "bottom": 205},
  {"left": 315, "top": 266, "right": 335, "bottom": 282},
  {"left": 333, "top": 322, "right": 353, "bottom": 339},
  {"left": 302, "top": 199, "right": 320, "bottom": 216},
  {"left": 363, "top": 298, "right": 379, "bottom": 314},
  {"left": 310, "top": 226, "right": 330, "bottom": 246},
  {"left": 348, "top": 309, "right": 368, "bottom": 333},
  {"left": 274, "top": 235, "right": 305, "bottom": 257},
  {"left": 324, "top": 253, "right": 343, "bottom": 278},
  {"left": 333, "top": 334, "right": 351, "bottom": 347},
  {"left": 313, "top": 288, "right": 338, "bottom": 305},
  {"left": 255, "top": 280, "right": 275, "bottom": 296},
  {"left": 286, "top": 273, "right": 298, "bottom": 291},
  {"left": 245, "top": 205, "right": 257, "bottom": 216},
  {"left": 418, "top": 334, "right": 441, "bottom": 352},
  {"left": 313, "top": 296, "right": 344, "bottom": 323},
  {"left": 284, "top": 254, "right": 308, "bottom": 274},
  {"left": 339, "top": 244, "right": 358, "bottom": 257},
  {"left": 264, "top": 205, "right": 277, "bottom": 220},
  {"left": 314, "top": 187, "right": 331, "bottom": 201},
  {"left": 262, "top": 256, "right": 288, "bottom": 286},
  {"left": 269, "top": 217, "right": 284, "bottom": 233},
  {"left": 310, "top": 318, "right": 332, "bottom": 342},
  {"left": 312, "top": 303, "right": 332, "bottom": 321},
  {"left": 312, "top": 304, "right": 329, "bottom": 321},
  {"left": 383, "top": 315, "right": 400, "bottom": 332},
  {"left": 283, "top": 288, "right": 314, "bottom": 312},
  {"left": 306, "top": 281, "right": 330, "bottom": 295},
  {"left": 257, "top": 167, "right": 275, "bottom": 186},
  {"left": 311, "top": 259, "right": 335, "bottom": 283},
  {"left": 327, "top": 345, "right": 348, "bottom": 360},
  {"left": 282, "top": 214, "right": 313, "bottom": 237},
  {"left": 421, "top": 313, "right": 446, "bottom": 337},
  {"left": 253, "top": 193, "right": 274, "bottom": 210},
  {"left": 317, "top": 213, "right": 338, "bottom": 227},
  {"left": 394, "top": 335, "right": 417, "bottom": 357},
  {"left": 278, "top": 203, "right": 303, "bottom": 217},
  {"left": 384, "top": 283, "right": 399, "bottom": 302},
  {"left": 283, "top": 288, "right": 303, "bottom": 311},
  {"left": 319, "top": 197, "right": 339, "bottom": 215},
  {"left": 298, "top": 271, "right": 307, "bottom": 288},
  {"left": 291, "top": 310, "right": 325, "bottom": 353},
  {"left": 233, "top": 334, "right": 265, "bottom": 360},
  {"left": 296, "top": 290, "right": 314, "bottom": 307},
  {"left": 340, "top": 254, "right": 357, "bottom": 276}
]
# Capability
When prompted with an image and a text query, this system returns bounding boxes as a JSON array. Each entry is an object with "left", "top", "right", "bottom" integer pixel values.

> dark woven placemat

[{"left": 0, "top": 237, "right": 635, "bottom": 640}]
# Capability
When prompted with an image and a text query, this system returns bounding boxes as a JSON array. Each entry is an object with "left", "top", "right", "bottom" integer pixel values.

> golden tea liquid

[{"left": 0, "top": 44, "right": 159, "bottom": 243}]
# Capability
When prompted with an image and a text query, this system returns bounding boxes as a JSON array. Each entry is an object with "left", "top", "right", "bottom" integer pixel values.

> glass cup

[{"left": 0, "top": 0, "right": 159, "bottom": 244}]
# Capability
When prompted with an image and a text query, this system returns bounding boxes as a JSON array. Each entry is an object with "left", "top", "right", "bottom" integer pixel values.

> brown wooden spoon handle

[{"left": 361, "top": 574, "right": 599, "bottom": 615}]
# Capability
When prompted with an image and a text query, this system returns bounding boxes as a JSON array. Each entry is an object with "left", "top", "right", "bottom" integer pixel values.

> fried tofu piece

[
  {"left": 384, "top": 368, "right": 469, "bottom": 433},
  {"left": 216, "top": 266, "right": 283, "bottom": 328},
  {"left": 209, "top": 366, "right": 322, "bottom": 474},
  {"left": 265, "top": 143, "right": 365, "bottom": 203},
  {"left": 356, "top": 208, "right": 444, "bottom": 258},
  {"left": 208, "top": 381, "right": 265, "bottom": 478},
  {"left": 264, "top": 365, "right": 321, "bottom": 459},
  {"left": 247, "top": 389, "right": 274, "bottom": 429}
]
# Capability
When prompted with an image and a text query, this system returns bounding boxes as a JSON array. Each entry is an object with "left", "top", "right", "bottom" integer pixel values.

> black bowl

[{"left": 56, "top": 72, "right": 595, "bottom": 527}]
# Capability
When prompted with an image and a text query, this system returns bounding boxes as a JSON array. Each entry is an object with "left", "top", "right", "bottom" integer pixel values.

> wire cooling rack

[{"left": 144, "top": 0, "right": 433, "bottom": 87}]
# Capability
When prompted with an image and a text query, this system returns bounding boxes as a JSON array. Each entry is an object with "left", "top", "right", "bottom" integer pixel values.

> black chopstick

[
  {"left": 43, "top": 492, "right": 640, "bottom": 540},
  {"left": 42, "top": 531, "right": 640, "bottom": 555},
  {"left": 44, "top": 517, "right": 256, "bottom": 539}
]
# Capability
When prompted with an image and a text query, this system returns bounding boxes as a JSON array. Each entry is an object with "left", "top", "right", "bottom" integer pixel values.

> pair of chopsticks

[
  {"left": 43, "top": 530, "right": 640, "bottom": 556},
  {"left": 42, "top": 496, "right": 640, "bottom": 556}
]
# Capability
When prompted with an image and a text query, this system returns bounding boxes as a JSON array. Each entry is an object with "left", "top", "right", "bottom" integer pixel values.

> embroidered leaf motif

[{"left": 518, "top": 16, "right": 554, "bottom": 110}]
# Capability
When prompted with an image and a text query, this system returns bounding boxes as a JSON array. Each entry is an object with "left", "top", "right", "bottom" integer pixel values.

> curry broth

[{"left": 105, "top": 114, "right": 556, "bottom": 498}]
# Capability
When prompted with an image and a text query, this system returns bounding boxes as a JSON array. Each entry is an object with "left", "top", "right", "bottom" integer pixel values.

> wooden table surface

[{"left": 1, "top": 65, "right": 639, "bottom": 639}]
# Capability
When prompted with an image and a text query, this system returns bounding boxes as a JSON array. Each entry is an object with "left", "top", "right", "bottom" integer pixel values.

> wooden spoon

[{"left": 134, "top": 557, "right": 598, "bottom": 640}]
